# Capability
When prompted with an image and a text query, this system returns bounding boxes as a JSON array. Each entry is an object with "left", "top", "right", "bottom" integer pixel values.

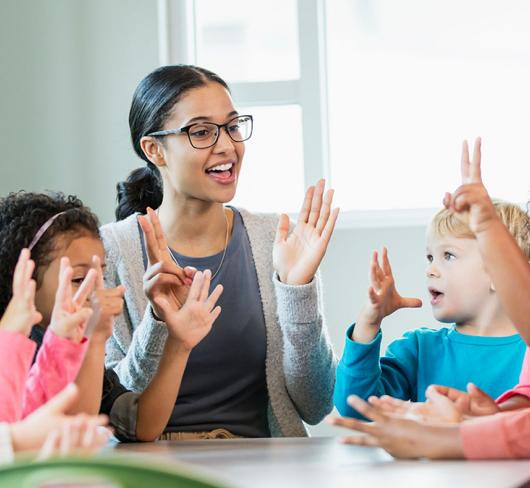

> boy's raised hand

[
  {"left": 85, "top": 255, "right": 125, "bottom": 341},
  {"left": 354, "top": 248, "right": 422, "bottom": 343},
  {"left": 154, "top": 269, "right": 223, "bottom": 352},
  {"left": 273, "top": 179, "right": 339, "bottom": 285},
  {"left": 0, "top": 248, "right": 42, "bottom": 336},
  {"left": 443, "top": 138, "right": 498, "bottom": 235},
  {"left": 49, "top": 257, "right": 96, "bottom": 343},
  {"left": 139, "top": 207, "right": 196, "bottom": 321}
]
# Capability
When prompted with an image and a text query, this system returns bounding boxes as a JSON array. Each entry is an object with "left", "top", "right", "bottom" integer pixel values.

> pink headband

[{"left": 28, "top": 211, "right": 67, "bottom": 251}]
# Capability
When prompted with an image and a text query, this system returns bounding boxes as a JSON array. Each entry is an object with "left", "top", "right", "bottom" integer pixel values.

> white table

[{"left": 114, "top": 436, "right": 530, "bottom": 488}]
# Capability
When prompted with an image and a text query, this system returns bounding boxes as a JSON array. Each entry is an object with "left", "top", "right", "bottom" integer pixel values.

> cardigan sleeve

[{"left": 274, "top": 272, "right": 337, "bottom": 425}]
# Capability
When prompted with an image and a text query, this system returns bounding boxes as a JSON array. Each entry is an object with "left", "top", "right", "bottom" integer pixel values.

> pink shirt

[
  {"left": 0, "top": 329, "right": 88, "bottom": 422},
  {"left": 461, "top": 346, "right": 530, "bottom": 459}
]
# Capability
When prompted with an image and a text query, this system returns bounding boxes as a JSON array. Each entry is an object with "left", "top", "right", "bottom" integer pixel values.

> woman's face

[{"left": 153, "top": 82, "right": 245, "bottom": 204}]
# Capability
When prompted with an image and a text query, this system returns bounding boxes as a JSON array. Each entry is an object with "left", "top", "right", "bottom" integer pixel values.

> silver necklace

[{"left": 162, "top": 208, "right": 230, "bottom": 281}]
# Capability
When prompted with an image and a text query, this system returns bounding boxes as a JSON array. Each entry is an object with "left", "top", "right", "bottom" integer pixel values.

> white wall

[{"left": 0, "top": 0, "right": 442, "bottom": 437}]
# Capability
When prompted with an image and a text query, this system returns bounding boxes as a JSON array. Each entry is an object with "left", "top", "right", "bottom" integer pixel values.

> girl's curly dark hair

[{"left": 0, "top": 191, "right": 100, "bottom": 315}]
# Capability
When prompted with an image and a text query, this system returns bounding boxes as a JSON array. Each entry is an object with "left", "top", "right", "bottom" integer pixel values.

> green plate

[{"left": 0, "top": 453, "right": 231, "bottom": 488}]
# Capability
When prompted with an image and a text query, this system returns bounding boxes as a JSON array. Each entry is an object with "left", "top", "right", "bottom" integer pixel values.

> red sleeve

[
  {"left": 461, "top": 408, "right": 530, "bottom": 459},
  {"left": 497, "top": 347, "right": 530, "bottom": 404},
  {"left": 0, "top": 330, "right": 35, "bottom": 422},
  {"left": 22, "top": 330, "right": 88, "bottom": 417}
]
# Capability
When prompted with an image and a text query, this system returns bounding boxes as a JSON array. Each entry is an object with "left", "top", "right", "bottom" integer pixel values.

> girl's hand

[
  {"left": 154, "top": 269, "right": 223, "bottom": 352},
  {"left": 85, "top": 255, "right": 125, "bottom": 342},
  {"left": 443, "top": 138, "right": 498, "bottom": 235},
  {"left": 273, "top": 179, "right": 339, "bottom": 285},
  {"left": 10, "top": 383, "right": 108, "bottom": 453},
  {"left": 328, "top": 395, "right": 464, "bottom": 459},
  {"left": 48, "top": 257, "right": 96, "bottom": 343},
  {"left": 0, "top": 248, "right": 42, "bottom": 336},
  {"left": 139, "top": 207, "right": 196, "bottom": 320},
  {"left": 36, "top": 416, "right": 110, "bottom": 460},
  {"left": 354, "top": 248, "right": 422, "bottom": 343}
]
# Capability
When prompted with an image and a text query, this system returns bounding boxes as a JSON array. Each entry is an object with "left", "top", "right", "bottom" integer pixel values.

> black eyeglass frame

[{"left": 147, "top": 114, "right": 253, "bottom": 149}]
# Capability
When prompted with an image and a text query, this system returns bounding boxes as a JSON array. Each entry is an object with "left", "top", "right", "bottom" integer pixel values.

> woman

[{"left": 102, "top": 65, "right": 339, "bottom": 439}]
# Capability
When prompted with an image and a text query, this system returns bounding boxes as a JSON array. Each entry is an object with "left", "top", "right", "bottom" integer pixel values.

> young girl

[
  {"left": 104, "top": 64, "right": 338, "bottom": 439},
  {"left": 330, "top": 138, "right": 530, "bottom": 459},
  {"left": 0, "top": 191, "right": 223, "bottom": 441}
]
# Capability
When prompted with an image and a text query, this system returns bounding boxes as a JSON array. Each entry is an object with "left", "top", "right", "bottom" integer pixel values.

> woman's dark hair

[
  {"left": 0, "top": 191, "right": 100, "bottom": 315},
  {"left": 115, "top": 65, "right": 230, "bottom": 221}
]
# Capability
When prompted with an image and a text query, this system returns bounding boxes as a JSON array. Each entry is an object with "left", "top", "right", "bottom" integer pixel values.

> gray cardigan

[{"left": 101, "top": 209, "right": 336, "bottom": 437}]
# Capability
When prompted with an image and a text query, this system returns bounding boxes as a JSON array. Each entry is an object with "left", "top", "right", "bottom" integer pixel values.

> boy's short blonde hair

[{"left": 430, "top": 200, "right": 530, "bottom": 259}]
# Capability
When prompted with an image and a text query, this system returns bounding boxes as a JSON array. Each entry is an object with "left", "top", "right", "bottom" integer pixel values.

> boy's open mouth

[{"left": 429, "top": 287, "right": 444, "bottom": 305}]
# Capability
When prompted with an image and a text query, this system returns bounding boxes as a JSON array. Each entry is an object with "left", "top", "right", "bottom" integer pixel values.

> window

[{"left": 158, "top": 0, "right": 530, "bottom": 222}]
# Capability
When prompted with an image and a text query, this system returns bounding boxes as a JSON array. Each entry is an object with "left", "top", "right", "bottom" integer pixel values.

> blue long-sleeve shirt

[{"left": 334, "top": 324, "right": 526, "bottom": 418}]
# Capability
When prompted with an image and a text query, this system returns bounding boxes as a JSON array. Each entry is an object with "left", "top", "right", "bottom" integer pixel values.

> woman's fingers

[
  {"left": 147, "top": 207, "right": 173, "bottom": 263},
  {"left": 308, "top": 179, "right": 325, "bottom": 226},
  {"left": 205, "top": 284, "right": 224, "bottom": 312},
  {"left": 315, "top": 188, "right": 333, "bottom": 235},
  {"left": 320, "top": 207, "right": 339, "bottom": 245},
  {"left": 298, "top": 185, "right": 315, "bottom": 224},
  {"left": 138, "top": 213, "right": 160, "bottom": 266},
  {"left": 187, "top": 270, "right": 204, "bottom": 302},
  {"left": 144, "top": 261, "right": 187, "bottom": 284},
  {"left": 274, "top": 213, "right": 290, "bottom": 244},
  {"left": 199, "top": 269, "right": 212, "bottom": 303}
]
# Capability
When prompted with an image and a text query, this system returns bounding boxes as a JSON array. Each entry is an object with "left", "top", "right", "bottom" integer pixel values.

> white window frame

[{"left": 156, "top": 0, "right": 433, "bottom": 229}]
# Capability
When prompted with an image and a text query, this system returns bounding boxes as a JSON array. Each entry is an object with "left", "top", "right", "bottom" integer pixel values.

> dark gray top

[{"left": 140, "top": 208, "right": 269, "bottom": 437}]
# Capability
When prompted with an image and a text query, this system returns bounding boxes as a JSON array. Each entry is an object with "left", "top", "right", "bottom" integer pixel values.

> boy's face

[
  {"left": 34, "top": 234, "right": 105, "bottom": 328},
  {"left": 425, "top": 231, "right": 493, "bottom": 325}
]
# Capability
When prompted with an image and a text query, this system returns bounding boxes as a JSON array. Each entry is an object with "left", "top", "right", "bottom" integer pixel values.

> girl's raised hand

[
  {"left": 0, "top": 248, "right": 42, "bottom": 336},
  {"left": 273, "top": 179, "right": 339, "bottom": 285},
  {"left": 443, "top": 138, "right": 498, "bottom": 234},
  {"left": 85, "top": 255, "right": 125, "bottom": 341},
  {"left": 354, "top": 248, "right": 422, "bottom": 343},
  {"left": 139, "top": 207, "right": 196, "bottom": 321},
  {"left": 154, "top": 269, "right": 223, "bottom": 352},
  {"left": 48, "top": 257, "right": 96, "bottom": 343}
]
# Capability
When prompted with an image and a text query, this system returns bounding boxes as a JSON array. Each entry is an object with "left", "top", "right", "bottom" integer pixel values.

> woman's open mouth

[{"left": 205, "top": 162, "right": 236, "bottom": 184}]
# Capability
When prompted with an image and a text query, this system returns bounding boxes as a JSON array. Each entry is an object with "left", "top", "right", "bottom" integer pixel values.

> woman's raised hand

[
  {"left": 48, "top": 257, "right": 96, "bottom": 343},
  {"left": 273, "top": 179, "right": 339, "bottom": 285},
  {"left": 154, "top": 269, "right": 223, "bottom": 352},
  {"left": 443, "top": 138, "right": 498, "bottom": 235},
  {"left": 0, "top": 248, "right": 42, "bottom": 336},
  {"left": 139, "top": 207, "right": 196, "bottom": 321}
]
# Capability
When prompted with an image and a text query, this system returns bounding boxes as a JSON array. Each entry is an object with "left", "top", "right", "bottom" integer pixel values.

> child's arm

[
  {"left": 23, "top": 258, "right": 95, "bottom": 417},
  {"left": 445, "top": 138, "right": 530, "bottom": 341},
  {"left": 69, "top": 256, "right": 125, "bottom": 415}
]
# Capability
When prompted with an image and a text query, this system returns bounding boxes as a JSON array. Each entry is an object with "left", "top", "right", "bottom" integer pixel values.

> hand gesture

[
  {"left": 273, "top": 179, "right": 339, "bottom": 285},
  {"left": 0, "top": 248, "right": 42, "bottom": 336},
  {"left": 328, "top": 395, "right": 463, "bottom": 459},
  {"left": 139, "top": 207, "right": 196, "bottom": 320},
  {"left": 48, "top": 257, "right": 96, "bottom": 343},
  {"left": 354, "top": 248, "right": 422, "bottom": 343},
  {"left": 10, "top": 383, "right": 108, "bottom": 454},
  {"left": 85, "top": 255, "right": 125, "bottom": 341},
  {"left": 443, "top": 138, "right": 498, "bottom": 235},
  {"left": 154, "top": 269, "right": 223, "bottom": 352}
]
